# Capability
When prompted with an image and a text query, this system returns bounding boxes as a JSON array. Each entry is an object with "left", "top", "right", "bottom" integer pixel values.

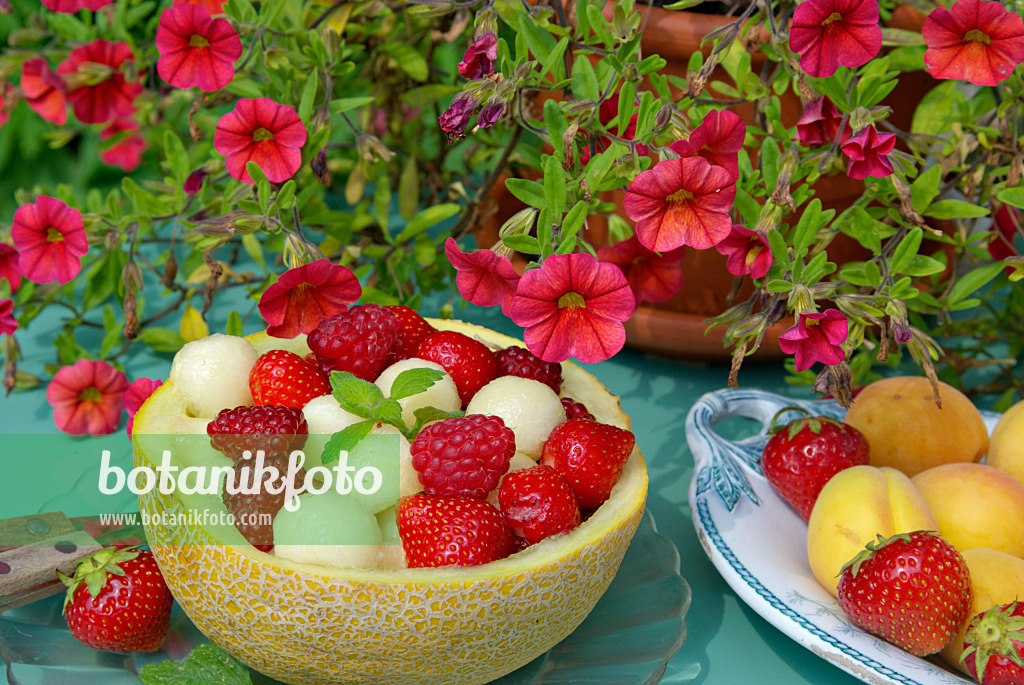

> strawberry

[
  {"left": 560, "top": 396, "right": 595, "bottom": 421},
  {"left": 962, "top": 601, "right": 1024, "bottom": 685},
  {"left": 58, "top": 546, "right": 173, "bottom": 653},
  {"left": 837, "top": 531, "right": 973, "bottom": 656},
  {"left": 415, "top": 330, "right": 498, "bottom": 405},
  {"left": 397, "top": 493, "right": 515, "bottom": 567},
  {"left": 386, "top": 305, "right": 436, "bottom": 364},
  {"left": 498, "top": 465, "right": 581, "bottom": 544},
  {"left": 761, "top": 409, "right": 869, "bottom": 521},
  {"left": 249, "top": 349, "right": 330, "bottom": 408},
  {"left": 540, "top": 418, "right": 635, "bottom": 509}
]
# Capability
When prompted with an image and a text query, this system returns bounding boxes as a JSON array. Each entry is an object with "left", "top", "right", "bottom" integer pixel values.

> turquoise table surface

[{"left": 0, "top": 295, "right": 863, "bottom": 685}]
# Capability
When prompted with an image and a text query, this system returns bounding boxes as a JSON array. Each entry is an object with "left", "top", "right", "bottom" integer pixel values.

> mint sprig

[
  {"left": 320, "top": 419, "right": 377, "bottom": 464},
  {"left": 139, "top": 643, "right": 252, "bottom": 684},
  {"left": 389, "top": 367, "right": 445, "bottom": 401},
  {"left": 329, "top": 370, "right": 404, "bottom": 428}
]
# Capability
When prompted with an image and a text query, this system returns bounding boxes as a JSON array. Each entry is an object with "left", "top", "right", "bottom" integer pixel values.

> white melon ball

[
  {"left": 374, "top": 359, "right": 460, "bottom": 428},
  {"left": 169, "top": 334, "right": 259, "bottom": 418},
  {"left": 302, "top": 395, "right": 361, "bottom": 435},
  {"left": 273, "top": 490, "right": 383, "bottom": 569},
  {"left": 486, "top": 452, "right": 538, "bottom": 508},
  {"left": 466, "top": 376, "right": 567, "bottom": 459},
  {"left": 370, "top": 423, "right": 422, "bottom": 498}
]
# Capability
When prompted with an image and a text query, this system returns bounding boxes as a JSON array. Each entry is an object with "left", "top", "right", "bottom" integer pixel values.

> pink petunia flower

[
  {"left": 715, "top": 225, "right": 773, "bottom": 279},
  {"left": 796, "top": 96, "right": 849, "bottom": 147},
  {"left": 11, "top": 196, "right": 88, "bottom": 285},
  {"left": 444, "top": 238, "right": 522, "bottom": 315},
  {"left": 124, "top": 377, "right": 162, "bottom": 435},
  {"left": 922, "top": 0, "right": 1024, "bottom": 87},
  {"left": 439, "top": 93, "right": 475, "bottom": 143},
  {"left": 789, "top": 0, "right": 882, "bottom": 78},
  {"left": 41, "top": 0, "right": 113, "bottom": 12},
  {"left": 0, "top": 245, "right": 21, "bottom": 292},
  {"left": 183, "top": 169, "right": 208, "bottom": 194},
  {"left": 458, "top": 33, "right": 498, "bottom": 79},
  {"left": 0, "top": 299, "right": 16, "bottom": 335},
  {"left": 623, "top": 156, "right": 737, "bottom": 252},
  {"left": 509, "top": 252, "right": 635, "bottom": 364},
  {"left": 990, "top": 204, "right": 1021, "bottom": 261},
  {"left": 596, "top": 235, "right": 686, "bottom": 306},
  {"left": 778, "top": 309, "right": 849, "bottom": 372},
  {"left": 57, "top": 39, "right": 142, "bottom": 124},
  {"left": 840, "top": 125, "right": 896, "bottom": 180},
  {"left": 156, "top": 3, "right": 242, "bottom": 92},
  {"left": 669, "top": 109, "right": 746, "bottom": 182},
  {"left": 47, "top": 359, "right": 130, "bottom": 435},
  {"left": 21, "top": 59, "right": 67, "bottom": 125},
  {"left": 173, "top": 0, "right": 226, "bottom": 14},
  {"left": 99, "top": 117, "right": 146, "bottom": 172},
  {"left": 258, "top": 259, "right": 362, "bottom": 338},
  {"left": 213, "top": 98, "right": 308, "bottom": 183}
]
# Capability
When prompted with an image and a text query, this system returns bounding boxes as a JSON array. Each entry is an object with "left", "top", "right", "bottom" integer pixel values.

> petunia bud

[
  {"left": 184, "top": 169, "right": 208, "bottom": 194},
  {"left": 439, "top": 92, "right": 476, "bottom": 143},
  {"left": 474, "top": 7, "right": 498, "bottom": 39},
  {"left": 2, "top": 335, "right": 17, "bottom": 396},
  {"left": 122, "top": 261, "right": 143, "bottom": 291},
  {"left": 162, "top": 251, "right": 178, "bottom": 289},
  {"left": 885, "top": 300, "right": 912, "bottom": 344},
  {"left": 123, "top": 288, "right": 138, "bottom": 339},
  {"left": 653, "top": 102, "right": 675, "bottom": 132},
  {"left": 477, "top": 102, "right": 504, "bottom": 129},
  {"left": 613, "top": 153, "right": 639, "bottom": 178},
  {"left": 788, "top": 284, "right": 814, "bottom": 316},
  {"left": 813, "top": 362, "right": 854, "bottom": 408},
  {"left": 499, "top": 207, "right": 538, "bottom": 238},
  {"left": 312, "top": 147, "right": 330, "bottom": 185}
]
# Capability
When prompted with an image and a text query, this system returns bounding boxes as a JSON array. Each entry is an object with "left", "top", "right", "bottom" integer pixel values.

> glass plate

[
  {"left": 0, "top": 511, "right": 689, "bottom": 685},
  {"left": 686, "top": 388, "right": 1000, "bottom": 685}
]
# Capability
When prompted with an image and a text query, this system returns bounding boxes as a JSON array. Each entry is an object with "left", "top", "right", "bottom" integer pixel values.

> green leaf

[
  {"left": 328, "top": 97, "right": 375, "bottom": 114},
  {"left": 924, "top": 200, "right": 989, "bottom": 220},
  {"left": 518, "top": 13, "right": 558, "bottom": 62},
  {"left": 945, "top": 261, "right": 1004, "bottom": 305},
  {"left": 329, "top": 371, "right": 405, "bottom": 426},
  {"left": 381, "top": 43, "right": 428, "bottom": 82},
  {"left": 901, "top": 254, "right": 946, "bottom": 277},
  {"left": 138, "top": 327, "right": 186, "bottom": 353},
  {"left": 996, "top": 186, "right": 1024, "bottom": 210},
  {"left": 389, "top": 368, "right": 444, "bottom": 401},
  {"left": 398, "top": 157, "right": 419, "bottom": 221},
  {"left": 912, "top": 81, "right": 969, "bottom": 136},
  {"left": 502, "top": 235, "right": 542, "bottom": 254},
  {"left": 409, "top": 407, "right": 465, "bottom": 437},
  {"left": 616, "top": 81, "right": 635, "bottom": 139},
  {"left": 298, "top": 72, "right": 318, "bottom": 123},
  {"left": 890, "top": 228, "right": 923, "bottom": 275},
  {"left": 163, "top": 130, "right": 188, "bottom": 183},
  {"left": 543, "top": 156, "right": 567, "bottom": 220},
  {"left": 506, "top": 178, "right": 546, "bottom": 209},
  {"left": 766, "top": 227, "right": 790, "bottom": 269},
  {"left": 245, "top": 161, "right": 268, "bottom": 187},
  {"left": 571, "top": 55, "right": 600, "bottom": 101},
  {"left": 540, "top": 37, "right": 570, "bottom": 82},
  {"left": 395, "top": 203, "right": 460, "bottom": 244},
  {"left": 790, "top": 199, "right": 828, "bottom": 258},
  {"left": 139, "top": 643, "right": 251, "bottom": 684},
  {"left": 841, "top": 206, "right": 883, "bottom": 254},
  {"left": 910, "top": 166, "right": 942, "bottom": 214},
  {"left": 402, "top": 84, "right": 461, "bottom": 108},
  {"left": 321, "top": 420, "right": 376, "bottom": 463},
  {"left": 765, "top": 279, "right": 792, "bottom": 293},
  {"left": 226, "top": 311, "right": 244, "bottom": 337}
]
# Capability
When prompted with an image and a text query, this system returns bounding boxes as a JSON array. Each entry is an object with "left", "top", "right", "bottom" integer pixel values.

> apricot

[
  {"left": 807, "top": 465, "right": 937, "bottom": 597},
  {"left": 939, "top": 548, "right": 1024, "bottom": 673},
  {"left": 988, "top": 399, "right": 1024, "bottom": 487},
  {"left": 912, "top": 463, "right": 1024, "bottom": 557},
  {"left": 843, "top": 376, "right": 987, "bottom": 477}
]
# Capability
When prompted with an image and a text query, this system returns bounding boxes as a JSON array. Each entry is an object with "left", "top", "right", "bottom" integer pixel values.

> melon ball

[
  {"left": 273, "top": 490, "right": 383, "bottom": 569},
  {"left": 374, "top": 359, "right": 460, "bottom": 428},
  {"left": 303, "top": 395, "right": 361, "bottom": 435},
  {"left": 487, "top": 452, "right": 537, "bottom": 508},
  {"left": 370, "top": 423, "right": 421, "bottom": 498},
  {"left": 466, "top": 376, "right": 566, "bottom": 459},
  {"left": 169, "top": 334, "right": 259, "bottom": 418},
  {"left": 376, "top": 505, "right": 407, "bottom": 570}
]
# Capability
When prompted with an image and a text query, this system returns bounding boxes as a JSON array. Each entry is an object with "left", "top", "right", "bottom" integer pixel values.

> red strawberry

[
  {"left": 761, "top": 411, "right": 869, "bottom": 521},
  {"left": 386, "top": 305, "right": 436, "bottom": 364},
  {"left": 540, "top": 418, "right": 635, "bottom": 509},
  {"left": 249, "top": 349, "right": 330, "bottom": 408},
  {"left": 410, "top": 414, "right": 515, "bottom": 499},
  {"left": 307, "top": 304, "right": 400, "bottom": 381},
  {"left": 962, "top": 601, "right": 1024, "bottom": 685},
  {"left": 397, "top": 494, "right": 515, "bottom": 567},
  {"left": 415, "top": 330, "right": 498, "bottom": 405},
  {"left": 560, "top": 396, "right": 595, "bottom": 421},
  {"left": 498, "top": 465, "right": 581, "bottom": 544},
  {"left": 495, "top": 346, "right": 562, "bottom": 394},
  {"left": 206, "top": 405, "right": 308, "bottom": 459},
  {"left": 58, "top": 546, "right": 173, "bottom": 653},
  {"left": 837, "top": 531, "right": 973, "bottom": 656}
]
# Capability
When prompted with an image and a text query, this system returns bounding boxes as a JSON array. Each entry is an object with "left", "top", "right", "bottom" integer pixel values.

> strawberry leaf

[
  {"left": 389, "top": 368, "right": 444, "bottom": 401},
  {"left": 321, "top": 419, "right": 376, "bottom": 463},
  {"left": 139, "top": 643, "right": 252, "bottom": 684}
]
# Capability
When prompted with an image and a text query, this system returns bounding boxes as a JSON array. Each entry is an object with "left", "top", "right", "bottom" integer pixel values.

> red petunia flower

[
  {"left": 41, "top": 0, "right": 113, "bottom": 12},
  {"left": 47, "top": 359, "right": 129, "bottom": 435},
  {"left": 99, "top": 117, "right": 146, "bottom": 172},
  {"left": 922, "top": 0, "right": 1024, "bottom": 87},
  {"left": 258, "top": 259, "right": 362, "bottom": 338},
  {"left": 509, "top": 252, "right": 635, "bottom": 364},
  {"left": 11, "top": 195, "right": 88, "bottom": 285},
  {"left": 779, "top": 309, "right": 849, "bottom": 372},
  {"left": 444, "top": 237, "right": 521, "bottom": 315},
  {"left": 669, "top": 109, "right": 746, "bottom": 182},
  {"left": 840, "top": 125, "right": 896, "bottom": 180},
  {"left": 990, "top": 204, "right": 1021, "bottom": 261},
  {"left": 623, "top": 156, "right": 737, "bottom": 252},
  {"left": 789, "top": 0, "right": 882, "bottom": 78},
  {"left": 173, "top": 0, "right": 226, "bottom": 15},
  {"left": 0, "top": 299, "right": 16, "bottom": 335},
  {"left": 579, "top": 94, "right": 649, "bottom": 166},
  {"left": 57, "top": 39, "right": 142, "bottom": 124},
  {"left": 458, "top": 33, "right": 498, "bottom": 79},
  {"left": 715, "top": 225, "right": 773, "bottom": 279},
  {"left": 21, "top": 59, "right": 67, "bottom": 125},
  {"left": 596, "top": 235, "right": 686, "bottom": 306},
  {"left": 0, "top": 245, "right": 21, "bottom": 292},
  {"left": 797, "top": 96, "right": 849, "bottom": 147},
  {"left": 213, "top": 98, "right": 308, "bottom": 184},
  {"left": 156, "top": 3, "right": 242, "bottom": 92},
  {"left": 124, "top": 377, "right": 162, "bottom": 436}
]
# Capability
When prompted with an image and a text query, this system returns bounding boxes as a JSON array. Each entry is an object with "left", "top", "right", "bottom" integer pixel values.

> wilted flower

[
  {"left": 183, "top": 168, "right": 208, "bottom": 194},
  {"left": 477, "top": 102, "right": 504, "bottom": 129},
  {"left": 439, "top": 92, "right": 475, "bottom": 143},
  {"left": 46, "top": 359, "right": 129, "bottom": 435}
]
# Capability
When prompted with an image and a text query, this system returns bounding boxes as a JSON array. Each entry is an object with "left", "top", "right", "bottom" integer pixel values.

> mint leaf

[
  {"left": 409, "top": 406, "right": 465, "bottom": 437},
  {"left": 321, "top": 419, "right": 376, "bottom": 463},
  {"left": 139, "top": 643, "right": 251, "bottom": 684},
  {"left": 330, "top": 370, "right": 387, "bottom": 416},
  {"left": 389, "top": 368, "right": 445, "bottom": 401}
]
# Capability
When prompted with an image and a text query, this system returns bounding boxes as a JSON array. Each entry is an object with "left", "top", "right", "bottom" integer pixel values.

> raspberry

[
  {"left": 222, "top": 451, "right": 305, "bottom": 552},
  {"left": 307, "top": 304, "right": 400, "bottom": 381},
  {"left": 206, "top": 405, "right": 308, "bottom": 459},
  {"left": 495, "top": 346, "right": 562, "bottom": 394},
  {"left": 411, "top": 415, "right": 515, "bottom": 499},
  {"left": 560, "top": 397, "right": 595, "bottom": 421}
]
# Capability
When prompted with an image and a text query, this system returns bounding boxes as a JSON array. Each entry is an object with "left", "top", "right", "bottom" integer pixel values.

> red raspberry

[
  {"left": 206, "top": 405, "right": 308, "bottom": 459},
  {"left": 307, "top": 304, "right": 399, "bottom": 381},
  {"left": 416, "top": 330, "right": 498, "bottom": 405},
  {"left": 560, "top": 397, "right": 595, "bottom": 421},
  {"left": 411, "top": 414, "right": 515, "bottom": 499},
  {"left": 495, "top": 346, "right": 562, "bottom": 394},
  {"left": 222, "top": 451, "right": 305, "bottom": 552},
  {"left": 386, "top": 305, "right": 437, "bottom": 364},
  {"left": 398, "top": 494, "right": 515, "bottom": 567},
  {"left": 498, "top": 465, "right": 581, "bottom": 544}
]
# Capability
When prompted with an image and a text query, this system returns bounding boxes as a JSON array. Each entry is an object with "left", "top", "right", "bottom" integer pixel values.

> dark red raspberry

[
  {"left": 386, "top": 305, "right": 437, "bottom": 365},
  {"left": 498, "top": 465, "right": 581, "bottom": 544},
  {"left": 495, "top": 346, "right": 562, "bottom": 394},
  {"left": 560, "top": 397, "right": 595, "bottom": 421},
  {"left": 222, "top": 451, "right": 305, "bottom": 552},
  {"left": 206, "top": 405, "right": 308, "bottom": 459},
  {"left": 307, "top": 304, "right": 400, "bottom": 381},
  {"left": 411, "top": 415, "right": 515, "bottom": 499}
]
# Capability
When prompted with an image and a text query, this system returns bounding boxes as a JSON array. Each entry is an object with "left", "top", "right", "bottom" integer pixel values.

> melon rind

[{"left": 133, "top": 319, "right": 648, "bottom": 685}]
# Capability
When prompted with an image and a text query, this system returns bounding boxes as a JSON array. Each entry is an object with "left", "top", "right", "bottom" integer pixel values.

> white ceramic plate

[{"left": 686, "top": 388, "right": 1001, "bottom": 685}]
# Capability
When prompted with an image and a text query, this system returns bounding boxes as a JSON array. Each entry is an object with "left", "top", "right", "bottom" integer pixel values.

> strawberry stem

[{"left": 962, "top": 601, "right": 1024, "bottom": 684}]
